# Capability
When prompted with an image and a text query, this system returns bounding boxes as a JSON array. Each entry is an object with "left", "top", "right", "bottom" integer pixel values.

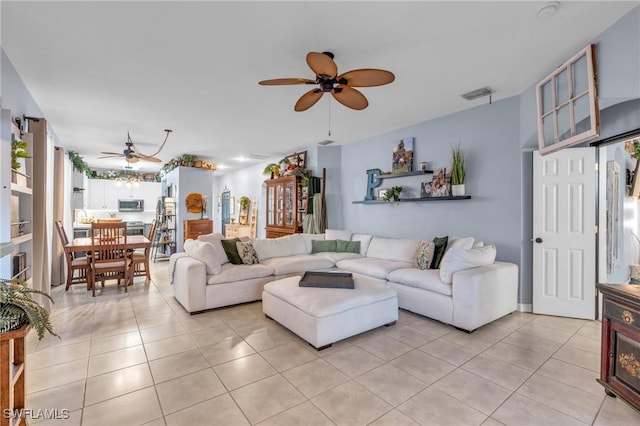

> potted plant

[
  {"left": 382, "top": 186, "right": 403, "bottom": 202},
  {"left": 451, "top": 144, "right": 466, "bottom": 196},
  {"left": 263, "top": 163, "right": 281, "bottom": 179},
  {"left": 11, "top": 139, "right": 28, "bottom": 171},
  {"left": 239, "top": 196, "right": 251, "bottom": 211},
  {"left": 1, "top": 278, "right": 57, "bottom": 340}
]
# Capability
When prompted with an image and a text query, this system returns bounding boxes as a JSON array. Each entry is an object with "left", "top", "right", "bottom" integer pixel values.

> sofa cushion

[
  {"left": 325, "top": 229, "right": 352, "bottom": 241},
  {"left": 430, "top": 236, "right": 449, "bottom": 269},
  {"left": 336, "top": 239, "right": 360, "bottom": 254},
  {"left": 337, "top": 257, "right": 414, "bottom": 280},
  {"left": 197, "top": 233, "right": 227, "bottom": 265},
  {"left": 312, "top": 239, "right": 337, "bottom": 253},
  {"left": 183, "top": 239, "right": 223, "bottom": 275},
  {"left": 221, "top": 238, "right": 243, "bottom": 265},
  {"left": 366, "top": 237, "right": 421, "bottom": 263},
  {"left": 253, "top": 234, "right": 308, "bottom": 260},
  {"left": 416, "top": 241, "right": 436, "bottom": 270},
  {"left": 261, "top": 254, "right": 334, "bottom": 276},
  {"left": 439, "top": 245, "right": 497, "bottom": 284},
  {"left": 236, "top": 241, "right": 259, "bottom": 265},
  {"left": 206, "top": 263, "right": 274, "bottom": 285},
  {"left": 351, "top": 234, "right": 373, "bottom": 256},
  {"left": 313, "top": 252, "right": 362, "bottom": 263},
  {"left": 387, "top": 268, "right": 452, "bottom": 296},
  {"left": 472, "top": 240, "right": 484, "bottom": 248}
]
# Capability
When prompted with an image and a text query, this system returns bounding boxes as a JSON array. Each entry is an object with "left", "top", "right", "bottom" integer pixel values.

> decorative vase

[{"left": 452, "top": 184, "right": 465, "bottom": 197}]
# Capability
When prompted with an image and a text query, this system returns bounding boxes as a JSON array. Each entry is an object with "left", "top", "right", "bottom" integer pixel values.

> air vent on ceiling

[
  {"left": 247, "top": 153, "right": 271, "bottom": 160},
  {"left": 461, "top": 87, "right": 494, "bottom": 101},
  {"left": 318, "top": 140, "right": 334, "bottom": 146}
]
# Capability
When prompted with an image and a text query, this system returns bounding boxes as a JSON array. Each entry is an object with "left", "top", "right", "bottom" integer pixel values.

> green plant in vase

[
  {"left": 383, "top": 186, "right": 403, "bottom": 202},
  {"left": 11, "top": 139, "right": 28, "bottom": 170},
  {"left": 451, "top": 144, "right": 466, "bottom": 196},
  {"left": 0, "top": 278, "right": 57, "bottom": 340}
]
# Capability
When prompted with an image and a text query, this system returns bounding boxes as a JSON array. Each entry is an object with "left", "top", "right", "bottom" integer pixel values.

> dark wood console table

[{"left": 597, "top": 283, "right": 640, "bottom": 413}]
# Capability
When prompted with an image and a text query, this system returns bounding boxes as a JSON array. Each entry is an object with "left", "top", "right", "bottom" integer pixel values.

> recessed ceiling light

[
  {"left": 537, "top": 2, "right": 560, "bottom": 20},
  {"left": 216, "top": 164, "right": 229, "bottom": 169},
  {"left": 233, "top": 156, "right": 250, "bottom": 162}
]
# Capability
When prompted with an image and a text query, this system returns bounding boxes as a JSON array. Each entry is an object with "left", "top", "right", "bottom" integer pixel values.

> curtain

[
  {"left": 51, "top": 147, "right": 65, "bottom": 286},
  {"left": 28, "top": 118, "right": 52, "bottom": 310}
]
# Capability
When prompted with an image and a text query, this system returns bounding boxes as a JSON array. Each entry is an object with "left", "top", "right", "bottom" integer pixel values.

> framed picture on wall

[
  {"left": 392, "top": 137, "right": 414, "bottom": 174},
  {"left": 420, "top": 181, "right": 432, "bottom": 198},
  {"left": 377, "top": 188, "right": 388, "bottom": 201}
]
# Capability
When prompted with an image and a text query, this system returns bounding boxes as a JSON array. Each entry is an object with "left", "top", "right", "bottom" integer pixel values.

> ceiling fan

[
  {"left": 99, "top": 130, "right": 172, "bottom": 163},
  {"left": 259, "top": 51, "right": 395, "bottom": 111}
]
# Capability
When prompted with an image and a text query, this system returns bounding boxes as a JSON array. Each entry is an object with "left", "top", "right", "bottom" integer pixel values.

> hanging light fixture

[{"left": 114, "top": 161, "right": 141, "bottom": 188}]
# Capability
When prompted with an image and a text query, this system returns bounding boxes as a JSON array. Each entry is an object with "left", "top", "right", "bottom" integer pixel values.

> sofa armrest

[
  {"left": 173, "top": 255, "right": 208, "bottom": 313},
  {"left": 451, "top": 261, "right": 519, "bottom": 331}
]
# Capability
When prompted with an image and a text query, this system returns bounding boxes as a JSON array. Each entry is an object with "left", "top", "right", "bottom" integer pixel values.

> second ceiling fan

[{"left": 259, "top": 52, "right": 395, "bottom": 111}]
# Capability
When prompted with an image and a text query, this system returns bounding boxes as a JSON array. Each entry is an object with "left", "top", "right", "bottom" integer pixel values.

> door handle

[{"left": 535, "top": 238, "right": 543, "bottom": 243}]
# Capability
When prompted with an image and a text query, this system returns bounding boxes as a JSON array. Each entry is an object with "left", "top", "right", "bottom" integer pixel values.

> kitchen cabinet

[
  {"left": 87, "top": 180, "right": 160, "bottom": 211},
  {"left": 86, "top": 179, "right": 117, "bottom": 210}
]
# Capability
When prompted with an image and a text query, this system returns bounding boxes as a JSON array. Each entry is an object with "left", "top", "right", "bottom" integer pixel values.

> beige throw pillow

[
  {"left": 236, "top": 241, "right": 260, "bottom": 265},
  {"left": 416, "top": 241, "right": 436, "bottom": 270}
]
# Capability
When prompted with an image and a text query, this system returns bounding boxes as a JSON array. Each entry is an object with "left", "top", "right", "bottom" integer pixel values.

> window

[{"left": 536, "top": 44, "right": 600, "bottom": 155}]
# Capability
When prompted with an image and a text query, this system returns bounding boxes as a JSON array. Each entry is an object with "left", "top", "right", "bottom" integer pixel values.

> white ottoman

[{"left": 262, "top": 275, "right": 398, "bottom": 350}]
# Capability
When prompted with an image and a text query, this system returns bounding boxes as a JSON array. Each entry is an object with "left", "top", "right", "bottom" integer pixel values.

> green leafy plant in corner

[
  {"left": 67, "top": 151, "right": 93, "bottom": 178},
  {"left": 383, "top": 186, "right": 403, "bottom": 202},
  {"left": 451, "top": 144, "right": 466, "bottom": 185},
  {"left": 0, "top": 278, "right": 57, "bottom": 340},
  {"left": 239, "top": 196, "right": 251, "bottom": 211},
  {"left": 11, "top": 139, "right": 28, "bottom": 170}
]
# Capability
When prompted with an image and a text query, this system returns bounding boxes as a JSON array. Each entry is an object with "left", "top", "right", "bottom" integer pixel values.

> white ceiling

[{"left": 2, "top": 1, "right": 638, "bottom": 174}]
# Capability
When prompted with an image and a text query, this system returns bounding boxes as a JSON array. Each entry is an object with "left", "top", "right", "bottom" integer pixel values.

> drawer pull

[
  {"left": 622, "top": 310, "right": 635, "bottom": 324},
  {"left": 608, "top": 352, "right": 614, "bottom": 358}
]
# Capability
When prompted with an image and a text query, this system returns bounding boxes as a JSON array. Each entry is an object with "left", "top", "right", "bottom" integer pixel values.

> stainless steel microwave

[{"left": 118, "top": 199, "right": 144, "bottom": 212}]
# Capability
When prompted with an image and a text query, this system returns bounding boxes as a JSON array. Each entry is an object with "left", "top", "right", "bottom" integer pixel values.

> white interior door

[{"left": 533, "top": 147, "right": 596, "bottom": 319}]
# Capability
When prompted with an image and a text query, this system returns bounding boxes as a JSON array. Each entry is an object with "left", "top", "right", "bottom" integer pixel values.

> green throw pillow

[
  {"left": 430, "top": 236, "right": 449, "bottom": 269},
  {"left": 312, "top": 239, "right": 338, "bottom": 253},
  {"left": 336, "top": 239, "right": 361, "bottom": 254},
  {"left": 221, "top": 238, "right": 243, "bottom": 264}
]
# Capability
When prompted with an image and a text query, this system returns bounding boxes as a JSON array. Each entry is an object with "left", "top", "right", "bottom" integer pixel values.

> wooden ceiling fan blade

[
  {"left": 338, "top": 69, "right": 395, "bottom": 87},
  {"left": 126, "top": 156, "right": 140, "bottom": 164},
  {"left": 100, "top": 151, "right": 123, "bottom": 156},
  {"left": 306, "top": 52, "right": 337, "bottom": 79},
  {"left": 294, "top": 89, "right": 324, "bottom": 112},
  {"left": 259, "top": 78, "right": 316, "bottom": 85},
  {"left": 138, "top": 155, "right": 162, "bottom": 163},
  {"left": 332, "top": 85, "right": 368, "bottom": 110}
]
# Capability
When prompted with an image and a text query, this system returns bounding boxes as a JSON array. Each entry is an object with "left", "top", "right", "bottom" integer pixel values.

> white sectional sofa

[{"left": 170, "top": 230, "right": 519, "bottom": 331}]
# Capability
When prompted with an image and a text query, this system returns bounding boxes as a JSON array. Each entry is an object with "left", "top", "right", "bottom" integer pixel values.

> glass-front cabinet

[{"left": 265, "top": 176, "right": 302, "bottom": 238}]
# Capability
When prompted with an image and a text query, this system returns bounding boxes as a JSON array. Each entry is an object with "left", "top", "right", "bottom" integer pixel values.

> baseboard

[{"left": 517, "top": 303, "right": 532, "bottom": 312}]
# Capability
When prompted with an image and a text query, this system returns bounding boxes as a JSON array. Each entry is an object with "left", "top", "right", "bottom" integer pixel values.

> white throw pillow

[
  {"left": 236, "top": 241, "right": 260, "bottom": 265},
  {"left": 325, "top": 229, "right": 353, "bottom": 241},
  {"left": 367, "top": 237, "right": 421, "bottom": 262},
  {"left": 444, "top": 236, "right": 475, "bottom": 254},
  {"left": 472, "top": 240, "right": 484, "bottom": 248},
  {"left": 197, "top": 233, "right": 228, "bottom": 265},
  {"left": 183, "top": 239, "right": 224, "bottom": 275},
  {"left": 439, "top": 245, "right": 497, "bottom": 284},
  {"left": 416, "top": 241, "right": 436, "bottom": 270}
]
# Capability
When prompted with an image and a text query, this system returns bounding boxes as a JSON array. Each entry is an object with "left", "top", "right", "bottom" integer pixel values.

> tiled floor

[{"left": 22, "top": 262, "right": 640, "bottom": 426}]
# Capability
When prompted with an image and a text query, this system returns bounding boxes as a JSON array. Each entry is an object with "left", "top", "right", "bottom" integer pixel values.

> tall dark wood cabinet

[
  {"left": 597, "top": 283, "right": 640, "bottom": 413},
  {"left": 264, "top": 176, "right": 303, "bottom": 238}
]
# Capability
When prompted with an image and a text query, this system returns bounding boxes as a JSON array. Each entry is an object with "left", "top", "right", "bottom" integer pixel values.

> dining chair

[
  {"left": 132, "top": 219, "right": 156, "bottom": 279},
  {"left": 54, "top": 220, "right": 89, "bottom": 291},
  {"left": 88, "top": 222, "right": 133, "bottom": 296}
]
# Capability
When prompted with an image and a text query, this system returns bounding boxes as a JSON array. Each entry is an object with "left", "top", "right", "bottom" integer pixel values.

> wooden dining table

[{"left": 66, "top": 235, "right": 151, "bottom": 253}]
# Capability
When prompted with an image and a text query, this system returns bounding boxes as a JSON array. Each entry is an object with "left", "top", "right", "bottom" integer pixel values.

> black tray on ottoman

[{"left": 299, "top": 271, "right": 354, "bottom": 289}]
